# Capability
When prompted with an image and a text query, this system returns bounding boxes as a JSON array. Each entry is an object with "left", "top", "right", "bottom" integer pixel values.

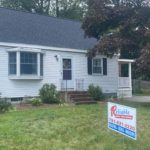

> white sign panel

[{"left": 108, "top": 102, "right": 136, "bottom": 140}]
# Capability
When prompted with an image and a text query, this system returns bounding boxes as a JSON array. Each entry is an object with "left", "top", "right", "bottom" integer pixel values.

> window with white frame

[
  {"left": 92, "top": 58, "right": 102, "bottom": 74},
  {"left": 20, "top": 52, "right": 37, "bottom": 75},
  {"left": 9, "top": 52, "right": 17, "bottom": 75},
  {"left": 40, "top": 54, "right": 43, "bottom": 76},
  {"left": 8, "top": 51, "right": 43, "bottom": 77}
]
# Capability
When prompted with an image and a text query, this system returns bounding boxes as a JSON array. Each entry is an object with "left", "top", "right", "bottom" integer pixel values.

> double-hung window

[
  {"left": 20, "top": 52, "right": 37, "bottom": 75},
  {"left": 9, "top": 52, "right": 17, "bottom": 75},
  {"left": 92, "top": 58, "right": 102, "bottom": 74},
  {"left": 40, "top": 54, "right": 43, "bottom": 76}
]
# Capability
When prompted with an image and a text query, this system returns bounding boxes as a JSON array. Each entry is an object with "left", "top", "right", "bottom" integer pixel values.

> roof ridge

[{"left": 0, "top": 6, "right": 81, "bottom": 23}]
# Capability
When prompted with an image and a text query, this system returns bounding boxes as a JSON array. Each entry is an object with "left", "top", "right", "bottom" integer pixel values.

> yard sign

[{"left": 108, "top": 102, "right": 136, "bottom": 140}]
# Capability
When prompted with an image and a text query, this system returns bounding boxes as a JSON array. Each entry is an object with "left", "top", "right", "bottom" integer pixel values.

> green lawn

[
  {"left": 0, "top": 102, "right": 150, "bottom": 150},
  {"left": 135, "top": 93, "right": 150, "bottom": 96},
  {"left": 134, "top": 89, "right": 150, "bottom": 96}
]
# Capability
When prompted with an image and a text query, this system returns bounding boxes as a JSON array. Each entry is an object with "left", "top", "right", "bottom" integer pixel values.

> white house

[{"left": 0, "top": 7, "right": 134, "bottom": 101}]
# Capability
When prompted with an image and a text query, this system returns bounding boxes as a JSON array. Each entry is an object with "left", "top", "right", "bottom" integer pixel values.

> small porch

[{"left": 118, "top": 59, "right": 134, "bottom": 98}]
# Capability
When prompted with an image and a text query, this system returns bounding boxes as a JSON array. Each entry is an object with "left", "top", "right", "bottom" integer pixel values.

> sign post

[{"left": 108, "top": 102, "right": 137, "bottom": 140}]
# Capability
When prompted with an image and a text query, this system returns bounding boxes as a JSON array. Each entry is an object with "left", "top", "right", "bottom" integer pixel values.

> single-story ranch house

[{"left": 0, "top": 7, "right": 134, "bottom": 101}]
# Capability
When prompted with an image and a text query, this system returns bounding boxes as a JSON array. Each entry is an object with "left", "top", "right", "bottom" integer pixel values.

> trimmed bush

[
  {"left": 39, "top": 84, "right": 60, "bottom": 104},
  {"left": 88, "top": 84, "right": 104, "bottom": 101},
  {"left": 31, "top": 98, "right": 42, "bottom": 106},
  {"left": 0, "top": 100, "right": 12, "bottom": 113}
]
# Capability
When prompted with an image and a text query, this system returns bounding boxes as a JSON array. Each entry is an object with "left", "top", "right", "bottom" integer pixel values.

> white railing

[
  {"left": 118, "top": 77, "right": 130, "bottom": 88},
  {"left": 60, "top": 79, "right": 84, "bottom": 91},
  {"left": 60, "top": 79, "right": 68, "bottom": 91},
  {"left": 76, "top": 79, "right": 84, "bottom": 91}
]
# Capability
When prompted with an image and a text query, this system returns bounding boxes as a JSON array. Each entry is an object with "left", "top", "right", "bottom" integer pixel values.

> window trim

[{"left": 92, "top": 58, "right": 103, "bottom": 75}]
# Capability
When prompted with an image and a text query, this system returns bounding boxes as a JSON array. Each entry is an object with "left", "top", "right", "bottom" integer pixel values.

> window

[
  {"left": 120, "top": 64, "right": 129, "bottom": 77},
  {"left": 20, "top": 52, "right": 37, "bottom": 75},
  {"left": 92, "top": 59, "right": 102, "bottom": 74},
  {"left": 40, "top": 54, "right": 43, "bottom": 76},
  {"left": 9, "top": 52, "right": 16, "bottom": 75},
  {"left": 8, "top": 51, "right": 44, "bottom": 78}
]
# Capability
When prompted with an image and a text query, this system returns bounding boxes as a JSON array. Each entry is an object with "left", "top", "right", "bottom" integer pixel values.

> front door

[{"left": 61, "top": 58, "right": 74, "bottom": 91}]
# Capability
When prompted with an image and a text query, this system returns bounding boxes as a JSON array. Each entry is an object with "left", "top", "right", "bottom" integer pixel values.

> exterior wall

[
  {"left": 0, "top": 45, "right": 119, "bottom": 98},
  {"left": 73, "top": 54, "right": 118, "bottom": 93}
]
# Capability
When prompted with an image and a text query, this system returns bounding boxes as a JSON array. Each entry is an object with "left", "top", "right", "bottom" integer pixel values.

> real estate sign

[{"left": 108, "top": 102, "right": 136, "bottom": 140}]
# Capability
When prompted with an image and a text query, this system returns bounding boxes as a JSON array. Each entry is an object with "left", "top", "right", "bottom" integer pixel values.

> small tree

[
  {"left": 88, "top": 84, "right": 104, "bottom": 101},
  {"left": 0, "top": 100, "right": 12, "bottom": 113},
  {"left": 39, "top": 84, "right": 60, "bottom": 104}
]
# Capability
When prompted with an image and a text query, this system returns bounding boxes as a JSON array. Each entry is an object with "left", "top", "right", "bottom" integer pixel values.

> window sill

[
  {"left": 9, "top": 75, "right": 43, "bottom": 80},
  {"left": 92, "top": 73, "right": 103, "bottom": 76}
]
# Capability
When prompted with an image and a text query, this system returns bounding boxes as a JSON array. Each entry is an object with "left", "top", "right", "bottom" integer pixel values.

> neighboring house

[{"left": 0, "top": 7, "right": 134, "bottom": 100}]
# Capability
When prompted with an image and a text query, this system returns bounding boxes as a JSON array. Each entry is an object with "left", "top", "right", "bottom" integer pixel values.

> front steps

[{"left": 67, "top": 91, "right": 97, "bottom": 105}]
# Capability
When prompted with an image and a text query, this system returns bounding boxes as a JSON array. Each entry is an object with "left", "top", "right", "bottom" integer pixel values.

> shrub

[
  {"left": 110, "top": 95, "right": 118, "bottom": 101},
  {"left": 0, "top": 100, "right": 12, "bottom": 113},
  {"left": 31, "top": 98, "right": 42, "bottom": 106},
  {"left": 39, "top": 84, "right": 60, "bottom": 104},
  {"left": 88, "top": 84, "right": 104, "bottom": 101}
]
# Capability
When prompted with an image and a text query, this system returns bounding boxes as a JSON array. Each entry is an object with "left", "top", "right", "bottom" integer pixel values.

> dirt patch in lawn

[
  {"left": 14, "top": 99, "right": 119, "bottom": 111},
  {"left": 14, "top": 103, "right": 60, "bottom": 111}
]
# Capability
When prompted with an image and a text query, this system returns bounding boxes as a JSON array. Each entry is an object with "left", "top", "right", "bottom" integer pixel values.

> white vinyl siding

[{"left": 0, "top": 45, "right": 119, "bottom": 98}]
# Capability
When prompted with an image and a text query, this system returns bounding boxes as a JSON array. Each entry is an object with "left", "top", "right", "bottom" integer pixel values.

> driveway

[{"left": 125, "top": 96, "right": 150, "bottom": 103}]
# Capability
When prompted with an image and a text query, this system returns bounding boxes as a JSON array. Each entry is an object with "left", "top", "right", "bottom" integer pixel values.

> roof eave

[
  {"left": 0, "top": 42, "right": 87, "bottom": 53},
  {"left": 118, "top": 59, "right": 135, "bottom": 63}
]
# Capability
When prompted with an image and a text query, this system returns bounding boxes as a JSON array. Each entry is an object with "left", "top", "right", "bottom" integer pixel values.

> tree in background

[
  {"left": 82, "top": 0, "right": 150, "bottom": 80},
  {"left": 58, "top": 0, "right": 87, "bottom": 20},
  {"left": 1, "top": 0, "right": 52, "bottom": 14},
  {"left": 136, "top": 44, "right": 150, "bottom": 79},
  {"left": 0, "top": 0, "right": 88, "bottom": 20}
]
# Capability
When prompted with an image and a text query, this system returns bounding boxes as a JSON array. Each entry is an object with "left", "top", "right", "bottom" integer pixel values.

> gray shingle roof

[{"left": 0, "top": 7, "right": 96, "bottom": 50}]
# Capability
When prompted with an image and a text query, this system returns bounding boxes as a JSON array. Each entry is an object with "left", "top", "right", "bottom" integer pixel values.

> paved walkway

[{"left": 126, "top": 96, "right": 150, "bottom": 103}]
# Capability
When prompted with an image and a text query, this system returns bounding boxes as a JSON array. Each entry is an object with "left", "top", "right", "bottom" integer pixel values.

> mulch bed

[{"left": 14, "top": 99, "right": 120, "bottom": 111}]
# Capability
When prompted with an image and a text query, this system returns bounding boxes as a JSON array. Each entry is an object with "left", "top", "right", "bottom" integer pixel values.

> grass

[
  {"left": 135, "top": 93, "right": 150, "bottom": 96},
  {"left": 0, "top": 102, "right": 150, "bottom": 150},
  {"left": 134, "top": 89, "right": 150, "bottom": 96}
]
